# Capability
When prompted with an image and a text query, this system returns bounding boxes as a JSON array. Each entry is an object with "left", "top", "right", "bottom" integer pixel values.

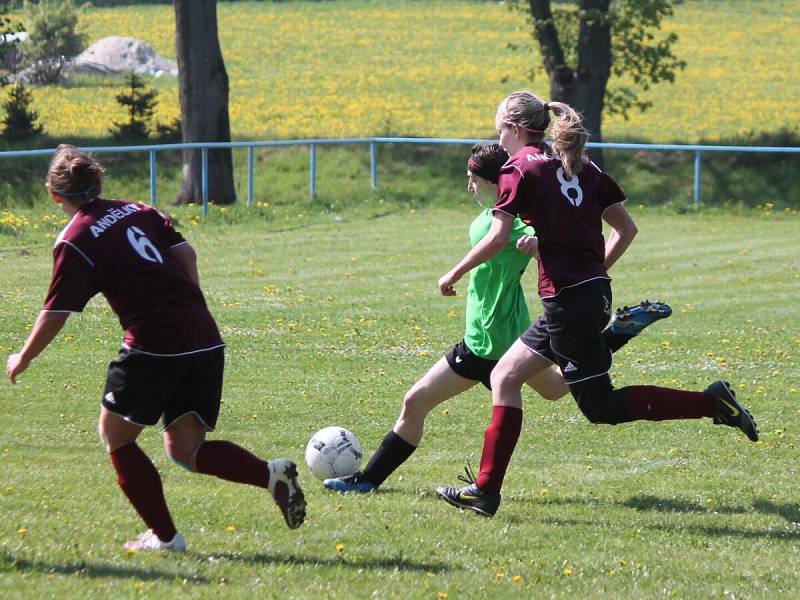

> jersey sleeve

[
  {"left": 43, "top": 243, "right": 99, "bottom": 312},
  {"left": 596, "top": 171, "right": 626, "bottom": 210},
  {"left": 493, "top": 163, "right": 528, "bottom": 216}
]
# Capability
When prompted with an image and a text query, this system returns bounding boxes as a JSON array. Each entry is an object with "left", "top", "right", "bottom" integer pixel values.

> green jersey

[{"left": 464, "top": 208, "right": 534, "bottom": 360}]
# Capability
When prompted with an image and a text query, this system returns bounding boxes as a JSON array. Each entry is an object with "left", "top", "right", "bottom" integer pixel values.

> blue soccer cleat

[
  {"left": 610, "top": 300, "right": 672, "bottom": 335},
  {"left": 323, "top": 471, "right": 378, "bottom": 493}
]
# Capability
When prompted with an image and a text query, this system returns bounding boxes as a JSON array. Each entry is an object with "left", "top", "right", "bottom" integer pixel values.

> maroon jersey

[
  {"left": 494, "top": 144, "right": 626, "bottom": 298},
  {"left": 43, "top": 198, "right": 223, "bottom": 355}
]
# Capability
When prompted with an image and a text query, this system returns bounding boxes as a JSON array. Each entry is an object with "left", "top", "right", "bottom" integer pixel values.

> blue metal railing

[{"left": 1, "top": 138, "right": 797, "bottom": 214}]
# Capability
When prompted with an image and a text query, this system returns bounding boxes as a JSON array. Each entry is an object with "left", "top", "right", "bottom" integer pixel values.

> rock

[{"left": 74, "top": 36, "right": 177, "bottom": 77}]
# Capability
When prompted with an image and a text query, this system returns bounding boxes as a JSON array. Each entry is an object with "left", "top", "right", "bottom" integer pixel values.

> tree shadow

[
  {"left": 209, "top": 551, "right": 447, "bottom": 573},
  {"left": 0, "top": 549, "right": 208, "bottom": 583}
]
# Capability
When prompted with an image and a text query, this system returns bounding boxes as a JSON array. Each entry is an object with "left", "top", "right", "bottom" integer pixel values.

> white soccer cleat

[
  {"left": 268, "top": 458, "right": 307, "bottom": 529},
  {"left": 124, "top": 529, "right": 186, "bottom": 552}
]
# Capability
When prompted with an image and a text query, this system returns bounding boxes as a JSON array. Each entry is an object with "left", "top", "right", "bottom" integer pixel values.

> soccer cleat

[
  {"left": 268, "top": 458, "right": 307, "bottom": 529},
  {"left": 610, "top": 300, "right": 672, "bottom": 335},
  {"left": 123, "top": 529, "right": 186, "bottom": 552},
  {"left": 435, "top": 464, "right": 500, "bottom": 517},
  {"left": 323, "top": 471, "right": 378, "bottom": 493},
  {"left": 706, "top": 380, "right": 759, "bottom": 442}
]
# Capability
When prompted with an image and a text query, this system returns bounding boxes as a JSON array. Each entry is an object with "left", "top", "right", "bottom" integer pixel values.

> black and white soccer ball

[{"left": 305, "top": 426, "right": 363, "bottom": 480}]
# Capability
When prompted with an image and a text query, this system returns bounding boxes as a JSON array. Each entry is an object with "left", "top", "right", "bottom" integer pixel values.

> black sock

[
  {"left": 603, "top": 328, "right": 635, "bottom": 353},
  {"left": 362, "top": 430, "right": 417, "bottom": 486}
]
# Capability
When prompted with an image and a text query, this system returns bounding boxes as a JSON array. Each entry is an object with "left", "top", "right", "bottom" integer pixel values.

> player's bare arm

[
  {"left": 170, "top": 242, "right": 200, "bottom": 286},
  {"left": 602, "top": 202, "right": 638, "bottom": 270},
  {"left": 438, "top": 211, "right": 514, "bottom": 295},
  {"left": 6, "top": 311, "right": 70, "bottom": 383}
]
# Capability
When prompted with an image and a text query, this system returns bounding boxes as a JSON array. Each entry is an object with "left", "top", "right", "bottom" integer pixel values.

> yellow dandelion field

[{"left": 17, "top": 1, "right": 800, "bottom": 142}]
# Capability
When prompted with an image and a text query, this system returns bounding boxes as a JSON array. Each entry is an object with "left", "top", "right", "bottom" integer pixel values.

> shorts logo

[
  {"left": 455, "top": 356, "right": 463, "bottom": 363},
  {"left": 563, "top": 361, "right": 577, "bottom": 373},
  {"left": 104, "top": 392, "right": 116, "bottom": 404}
]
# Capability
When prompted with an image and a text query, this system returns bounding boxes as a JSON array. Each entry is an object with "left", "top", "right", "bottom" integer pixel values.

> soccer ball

[{"left": 305, "top": 426, "right": 363, "bottom": 480}]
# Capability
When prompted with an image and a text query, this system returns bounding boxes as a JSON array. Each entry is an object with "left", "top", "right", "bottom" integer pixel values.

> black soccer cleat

[
  {"left": 435, "top": 464, "right": 500, "bottom": 517},
  {"left": 706, "top": 380, "right": 759, "bottom": 442}
]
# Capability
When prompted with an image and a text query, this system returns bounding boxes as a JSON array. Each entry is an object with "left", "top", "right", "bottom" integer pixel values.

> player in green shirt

[{"left": 324, "top": 144, "right": 669, "bottom": 493}]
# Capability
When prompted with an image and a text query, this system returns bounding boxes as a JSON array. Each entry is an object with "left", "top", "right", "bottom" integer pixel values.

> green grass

[{"left": 1, "top": 205, "right": 799, "bottom": 598}]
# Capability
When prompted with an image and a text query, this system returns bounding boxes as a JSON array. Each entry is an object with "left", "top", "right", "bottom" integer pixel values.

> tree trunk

[
  {"left": 529, "top": 0, "right": 611, "bottom": 166},
  {"left": 174, "top": 0, "right": 235, "bottom": 205}
]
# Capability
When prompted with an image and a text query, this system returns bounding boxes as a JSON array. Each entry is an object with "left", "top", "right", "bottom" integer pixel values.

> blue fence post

[
  {"left": 149, "top": 149, "right": 157, "bottom": 207},
  {"left": 693, "top": 151, "right": 702, "bottom": 204},
  {"left": 310, "top": 143, "right": 317, "bottom": 197},
  {"left": 201, "top": 147, "right": 209, "bottom": 217},
  {"left": 247, "top": 145, "right": 255, "bottom": 207},
  {"left": 370, "top": 141, "right": 378, "bottom": 189}
]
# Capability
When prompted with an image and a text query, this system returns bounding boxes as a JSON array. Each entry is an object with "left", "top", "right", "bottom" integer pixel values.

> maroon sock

[
  {"left": 475, "top": 406, "right": 523, "bottom": 494},
  {"left": 624, "top": 386, "right": 715, "bottom": 421},
  {"left": 109, "top": 443, "right": 177, "bottom": 542},
  {"left": 195, "top": 440, "right": 269, "bottom": 488}
]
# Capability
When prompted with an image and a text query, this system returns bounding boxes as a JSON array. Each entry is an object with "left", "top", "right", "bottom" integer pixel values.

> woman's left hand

[
  {"left": 516, "top": 235, "right": 539, "bottom": 259},
  {"left": 438, "top": 271, "right": 461, "bottom": 296}
]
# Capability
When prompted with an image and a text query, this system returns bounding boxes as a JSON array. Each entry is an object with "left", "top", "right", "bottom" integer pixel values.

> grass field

[
  {"left": 10, "top": 0, "right": 799, "bottom": 143},
  {"left": 1, "top": 204, "right": 798, "bottom": 598}
]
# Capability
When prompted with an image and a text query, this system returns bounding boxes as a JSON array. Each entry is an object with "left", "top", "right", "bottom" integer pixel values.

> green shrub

[
  {"left": 19, "top": 0, "right": 86, "bottom": 84},
  {"left": 109, "top": 72, "right": 157, "bottom": 141},
  {"left": 2, "top": 81, "right": 44, "bottom": 140}
]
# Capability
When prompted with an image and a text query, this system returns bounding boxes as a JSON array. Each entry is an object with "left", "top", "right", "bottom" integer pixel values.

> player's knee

[
  {"left": 164, "top": 439, "right": 200, "bottom": 471},
  {"left": 401, "top": 388, "right": 433, "bottom": 420},
  {"left": 490, "top": 365, "right": 522, "bottom": 395},
  {"left": 572, "top": 379, "right": 626, "bottom": 424},
  {"left": 576, "top": 401, "right": 625, "bottom": 425}
]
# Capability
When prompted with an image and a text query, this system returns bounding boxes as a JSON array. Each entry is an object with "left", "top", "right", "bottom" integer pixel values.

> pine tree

[
  {"left": 2, "top": 82, "right": 44, "bottom": 141},
  {"left": 110, "top": 72, "right": 158, "bottom": 141},
  {"left": 20, "top": 0, "right": 86, "bottom": 84}
]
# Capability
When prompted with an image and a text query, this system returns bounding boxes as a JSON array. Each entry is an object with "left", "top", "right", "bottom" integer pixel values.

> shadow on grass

[
  {"left": 537, "top": 516, "right": 800, "bottom": 542},
  {"left": 0, "top": 549, "right": 208, "bottom": 583},
  {"left": 621, "top": 495, "right": 750, "bottom": 515},
  {"left": 623, "top": 495, "right": 800, "bottom": 524},
  {"left": 515, "top": 494, "right": 800, "bottom": 525},
  {"left": 210, "top": 551, "right": 447, "bottom": 573}
]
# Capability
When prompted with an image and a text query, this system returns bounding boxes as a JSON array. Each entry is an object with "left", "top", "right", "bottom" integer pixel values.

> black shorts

[
  {"left": 102, "top": 347, "right": 224, "bottom": 430},
  {"left": 445, "top": 340, "right": 498, "bottom": 390},
  {"left": 520, "top": 279, "right": 613, "bottom": 384}
]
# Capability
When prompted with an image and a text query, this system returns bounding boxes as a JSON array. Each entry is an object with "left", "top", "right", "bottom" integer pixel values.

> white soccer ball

[{"left": 305, "top": 426, "right": 363, "bottom": 481}]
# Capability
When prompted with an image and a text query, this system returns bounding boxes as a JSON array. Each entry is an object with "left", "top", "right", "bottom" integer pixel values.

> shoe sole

[
  {"left": 271, "top": 461, "right": 307, "bottom": 529},
  {"left": 613, "top": 301, "right": 672, "bottom": 329},
  {"left": 436, "top": 488, "right": 496, "bottom": 518},
  {"left": 713, "top": 381, "right": 760, "bottom": 442}
]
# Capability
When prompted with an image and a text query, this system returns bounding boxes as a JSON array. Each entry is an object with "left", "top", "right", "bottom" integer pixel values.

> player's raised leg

[
  {"left": 324, "top": 357, "right": 477, "bottom": 493},
  {"left": 164, "top": 413, "right": 306, "bottom": 530}
]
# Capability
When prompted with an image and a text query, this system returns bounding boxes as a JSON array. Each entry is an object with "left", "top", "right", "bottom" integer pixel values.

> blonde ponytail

[{"left": 548, "top": 101, "right": 589, "bottom": 178}]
